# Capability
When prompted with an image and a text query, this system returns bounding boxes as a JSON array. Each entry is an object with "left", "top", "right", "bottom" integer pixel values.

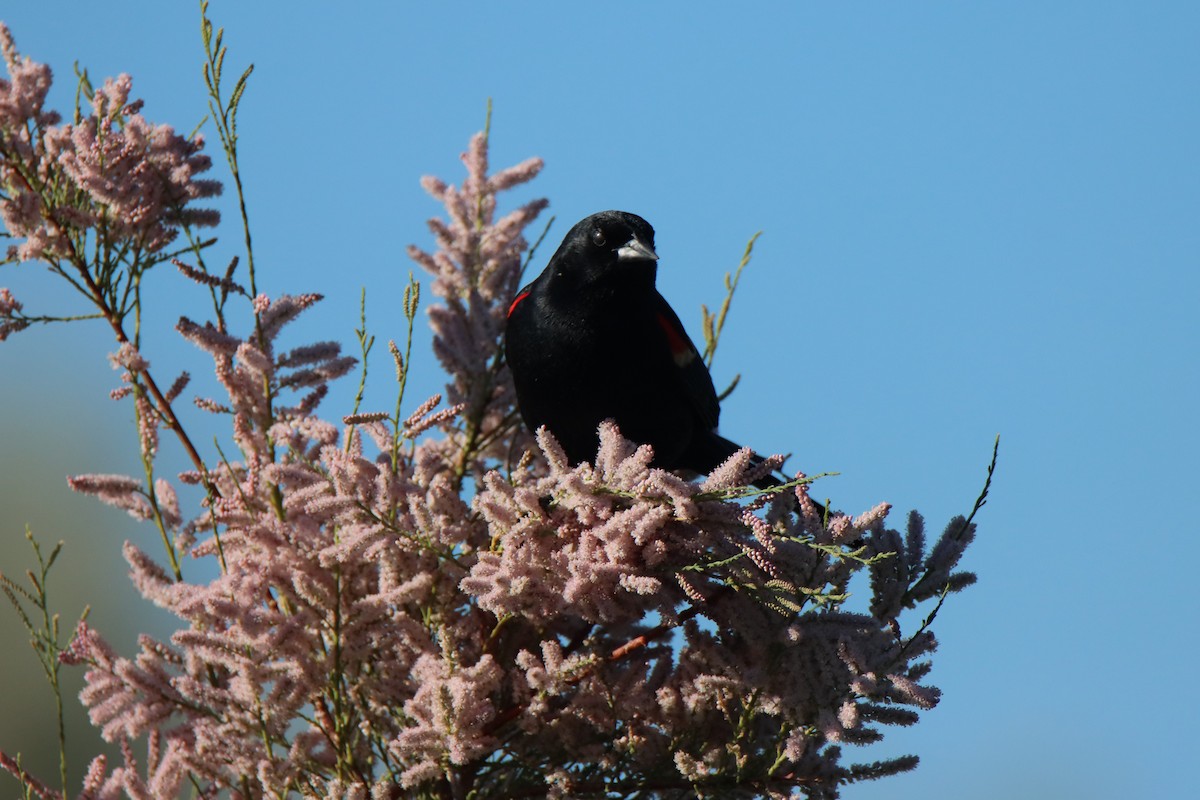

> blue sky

[{"left": 1, "top": 3, "right": 1197, "bottom": 797}]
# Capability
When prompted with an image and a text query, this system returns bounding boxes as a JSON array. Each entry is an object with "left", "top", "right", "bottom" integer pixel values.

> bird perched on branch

[{"left": 505, "top": 210, "right": 783, "bottom": 491}]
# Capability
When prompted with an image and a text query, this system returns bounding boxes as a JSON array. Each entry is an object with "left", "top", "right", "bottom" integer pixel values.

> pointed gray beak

[{"left": 617, "top": 236, "right": 658, "bottom": 263}]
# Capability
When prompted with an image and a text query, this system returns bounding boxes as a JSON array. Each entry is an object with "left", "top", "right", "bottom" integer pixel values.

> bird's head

[{"left": 547, "top": 210, "right": 659, "bottom": 293}]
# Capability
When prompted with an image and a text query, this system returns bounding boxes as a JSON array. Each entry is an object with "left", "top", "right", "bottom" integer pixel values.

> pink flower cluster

[
  {"left": 0, "top": 285, "right": 25, "bottom": 340},
  {"left": 0, "top": 24, "right": 218, "bottom": 265},
  {"left": 407, "top": 129, "right": 548, "bottom": 475}
]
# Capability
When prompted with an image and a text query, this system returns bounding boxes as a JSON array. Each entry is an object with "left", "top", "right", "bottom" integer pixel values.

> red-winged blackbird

[{"left": 505, "top": 210, "right": 780, "bottom": 490}]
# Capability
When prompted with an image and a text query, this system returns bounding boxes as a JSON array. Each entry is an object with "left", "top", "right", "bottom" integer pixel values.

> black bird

[{"left": 504, "top": 210, "right": 780, "bottom": 490}]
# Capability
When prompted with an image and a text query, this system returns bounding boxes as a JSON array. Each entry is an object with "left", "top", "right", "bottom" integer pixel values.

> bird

[{"left": 504, "top": 210, "right": 783, "bottom": 491}]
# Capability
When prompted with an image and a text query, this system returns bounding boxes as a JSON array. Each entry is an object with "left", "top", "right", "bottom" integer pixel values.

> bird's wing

[{"left": 652, "top": 291, "right": 721, "bottom": 431}]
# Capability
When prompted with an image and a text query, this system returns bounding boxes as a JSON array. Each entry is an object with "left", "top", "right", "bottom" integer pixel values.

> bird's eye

[{"left": 590, "top": 229, "right": 606, "bottom": 247}]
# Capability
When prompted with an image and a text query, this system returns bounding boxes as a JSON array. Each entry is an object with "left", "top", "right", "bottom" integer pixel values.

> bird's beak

[{"left": 617, "top": 236, "right": 658, "bottom": 263}]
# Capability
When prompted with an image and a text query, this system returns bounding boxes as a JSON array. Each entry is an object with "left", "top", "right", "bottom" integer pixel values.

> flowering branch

[
  {"left": 0, "top": 21, "right": 221, "bottom": 503},
  {"left": 406, "top": 100, "right": 549, "bottom": 488}
]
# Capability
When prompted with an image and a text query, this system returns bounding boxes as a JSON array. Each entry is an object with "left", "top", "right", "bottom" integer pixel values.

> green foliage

[{"left": 0, "top": 530, "right": 86, "bottom": 797}]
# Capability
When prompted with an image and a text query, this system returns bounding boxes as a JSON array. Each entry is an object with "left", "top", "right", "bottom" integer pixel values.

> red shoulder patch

[
  {"left": 656, "top": 312, "right": 696, "bottom": 368},
  {"left": 507, "top": 290, "right": 531, "bottom": 319}
]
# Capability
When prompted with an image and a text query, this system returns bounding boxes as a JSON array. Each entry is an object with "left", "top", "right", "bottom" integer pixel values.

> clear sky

[{"left": 1, "top": 3, "right": 1197, "bottom": 798}]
